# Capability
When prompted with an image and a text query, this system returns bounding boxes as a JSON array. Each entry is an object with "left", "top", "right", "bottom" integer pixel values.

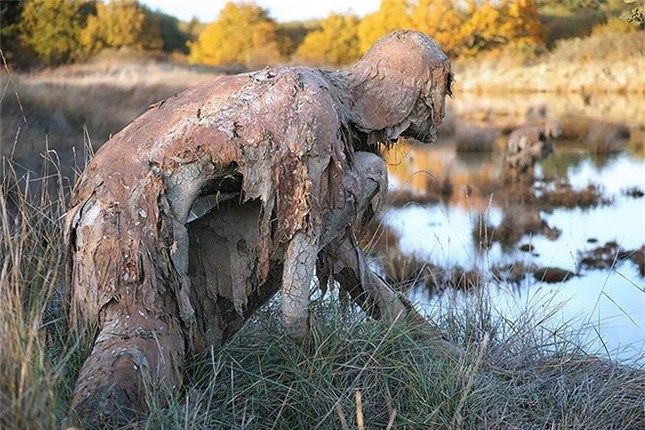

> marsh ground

[{"left": 1, "top": 39, "right": 644, "bottom": 427}]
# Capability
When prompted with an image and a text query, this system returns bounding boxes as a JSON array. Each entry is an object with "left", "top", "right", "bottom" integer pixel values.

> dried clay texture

[
  {"left": 64, "top": 30, "right": 454, "bottom": 425},
  {"left": 65, "top": 67, "right": 357, "bottom": 420}
]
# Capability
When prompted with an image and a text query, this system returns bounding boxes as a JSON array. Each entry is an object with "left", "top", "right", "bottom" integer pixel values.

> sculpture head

[
  {"left": 348, "top": 30, "right": 453, "bottom": 144},
  {"left": 531, "top": 120, "right": 560, "bottom": 162},
  {"left": 530, "top": 133, "right": 555, "bottom": 161}
]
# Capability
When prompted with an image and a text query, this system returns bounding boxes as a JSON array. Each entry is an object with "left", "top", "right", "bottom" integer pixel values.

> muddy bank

[
  {"left": 455, "top": 58, "right": 645, "bottom": 94},
  {"left": 451, "top": 30, "right": 645, "bottom": 95},
  {"left": 446, "top": 92, "right": 645, "bottom": 135}
]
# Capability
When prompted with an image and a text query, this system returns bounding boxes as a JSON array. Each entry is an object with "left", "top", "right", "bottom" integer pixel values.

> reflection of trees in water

[
  {"left": 385, "top": 139, "right": 564, "bottom": 251},
  {"left": 377, "top": 138, "right": 607, "bottom": 291},
  {"left": 589, "top": 153, "right": 620, "bottom": 169},
  {"left": 384, "top": 141, "right": 501, "bottom": 211},
  {"left": 539, "top": 144, "right": 586, "bottom": 177},
  {"left": 473, "top": 201, "right": 561, "bottom": 252},
  {"left": 376, "top": 94, "right": 641, "bottom": 294},
  {"left": 454, "top": 147, "right": 497, "bottom": 166},
  {"left": 626, "top": 128, "right": 645, "bottom": 158}
]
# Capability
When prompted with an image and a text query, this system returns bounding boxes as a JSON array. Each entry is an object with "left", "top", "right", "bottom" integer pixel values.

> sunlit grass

[
  {"left": 0, "top": 153, "right": 85, "bottom": 429},
  {"left": 0, "top": 56, "right": 220, "bottom": 183},
  {"left": 2, "top": 104, "right": 643, "bottom": 427},
  {"left": 1, "top": 36, "right": 644, "bottom": 428},
  {"left": 1, "top": 136, "right": 644, "bottom": 430}
]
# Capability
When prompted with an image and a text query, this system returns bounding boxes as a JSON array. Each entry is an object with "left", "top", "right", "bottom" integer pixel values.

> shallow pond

[{"left": 375, "top": 95, "right": 645, "bottom": 363}]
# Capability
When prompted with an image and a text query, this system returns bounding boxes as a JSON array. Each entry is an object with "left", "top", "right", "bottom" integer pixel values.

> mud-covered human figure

[
  {"left": 486, "top": 119, "right": 562, "bottom": 253},
  {"left": 502, "top": 119, "right": 560, "bottom": 184},
  {"left": 64, "top": 30, "right": 454, "bottom": 426}
]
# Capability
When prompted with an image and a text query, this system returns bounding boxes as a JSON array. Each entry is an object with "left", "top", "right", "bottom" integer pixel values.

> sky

[{"left": 139, "top": 0, "right": 381, "bottom": 23}]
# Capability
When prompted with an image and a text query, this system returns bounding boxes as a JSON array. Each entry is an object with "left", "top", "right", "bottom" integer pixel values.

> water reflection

[
  {"left": 374, "top": 94, "right": 645, "bottom": 362},
  {"left": 410, "top": 265, "right": 644, "bottom": 363}
]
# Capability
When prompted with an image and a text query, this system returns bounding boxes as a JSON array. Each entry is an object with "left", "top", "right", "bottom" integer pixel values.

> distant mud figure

[
  {"left": 503, "top": 120, "right": 560, "bottom": 183},
  {"left": 64, "top": 30, "right": 454, "bottom": 426}
]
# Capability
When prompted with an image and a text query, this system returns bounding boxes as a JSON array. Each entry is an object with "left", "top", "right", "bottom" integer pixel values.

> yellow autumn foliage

[
  {"left": 18, "top": 0, "right": 89, "bottom": 65},
  {"left": 295, "top": 14, "right": 360, "bottom": 67},
  {"left": 502, "top": 0, "right": 545, "bottom": 47},
  {"left": 188, "top": 2, "right": 285, "bottom": 67},
  {"left": 460, "top": 0, "right": 545, "bottom": 56},
  {"left": 357, "top": 0, "right": 412, "bottom": 54},
  {"left": 410, "top": 0, "right": 466, "bottom": 55},
  {"left": 81, "top": 0, "right": 162, "bottom": 55},
  {"left": 354, "top": 0, "right": 544, "bottom": 58}
]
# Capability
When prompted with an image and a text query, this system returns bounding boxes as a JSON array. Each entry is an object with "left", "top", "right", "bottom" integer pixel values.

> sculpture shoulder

[
  {"left": 240, "top": 66, "right": 350, "bottom": 115},
  {"left": 75, "top": 66, "right": 353, "bottom": 195}
]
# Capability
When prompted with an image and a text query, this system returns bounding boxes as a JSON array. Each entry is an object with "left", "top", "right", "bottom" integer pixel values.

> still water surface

[{"left": 377, "top": 95, "right": 645, "bottom": 363}]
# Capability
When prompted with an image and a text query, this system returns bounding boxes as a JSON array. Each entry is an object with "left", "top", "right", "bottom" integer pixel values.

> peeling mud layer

[{"left": 63, "top": 30, "right": 456, "bottom": 426}]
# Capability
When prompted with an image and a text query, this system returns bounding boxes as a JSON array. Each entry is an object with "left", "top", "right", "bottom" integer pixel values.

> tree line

[
  {"left": 0, "top": 0, "right": 639, "bottom": 68},
  {"left": 1, "top": 0, "right": 194, "bottom": 66}
]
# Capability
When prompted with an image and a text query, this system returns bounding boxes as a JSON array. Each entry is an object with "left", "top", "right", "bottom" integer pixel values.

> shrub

[{"left": 549, "top": 29, "right": 643, "bottom": 63}]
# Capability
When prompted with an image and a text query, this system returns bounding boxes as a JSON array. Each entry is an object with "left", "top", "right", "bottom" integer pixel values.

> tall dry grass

[
  {"left": 0, "top": 47, "right": 644, "bottom": 429},
  {"left": 0, "top": 152, "right": 89, "bottom": 429},
  {"left": 455, "top": 30, "right": 644, "bottom": 94},
  {"left": 1, "top": 55, "right": 220, "bottom": 182}
]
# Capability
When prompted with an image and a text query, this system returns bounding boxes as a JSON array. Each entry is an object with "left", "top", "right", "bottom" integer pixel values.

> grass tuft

[
  {"left": 0, "top": 152, "right": 91, "bottom": 429},
  {"left": 1, "top": 143, "right": 643, "bottom": 430},
  {"left": 117, "top": 293, "right": 645, "bottom": 430},
  {"left": 1, "top": 52, "right": 643, "bottom": 429}
]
